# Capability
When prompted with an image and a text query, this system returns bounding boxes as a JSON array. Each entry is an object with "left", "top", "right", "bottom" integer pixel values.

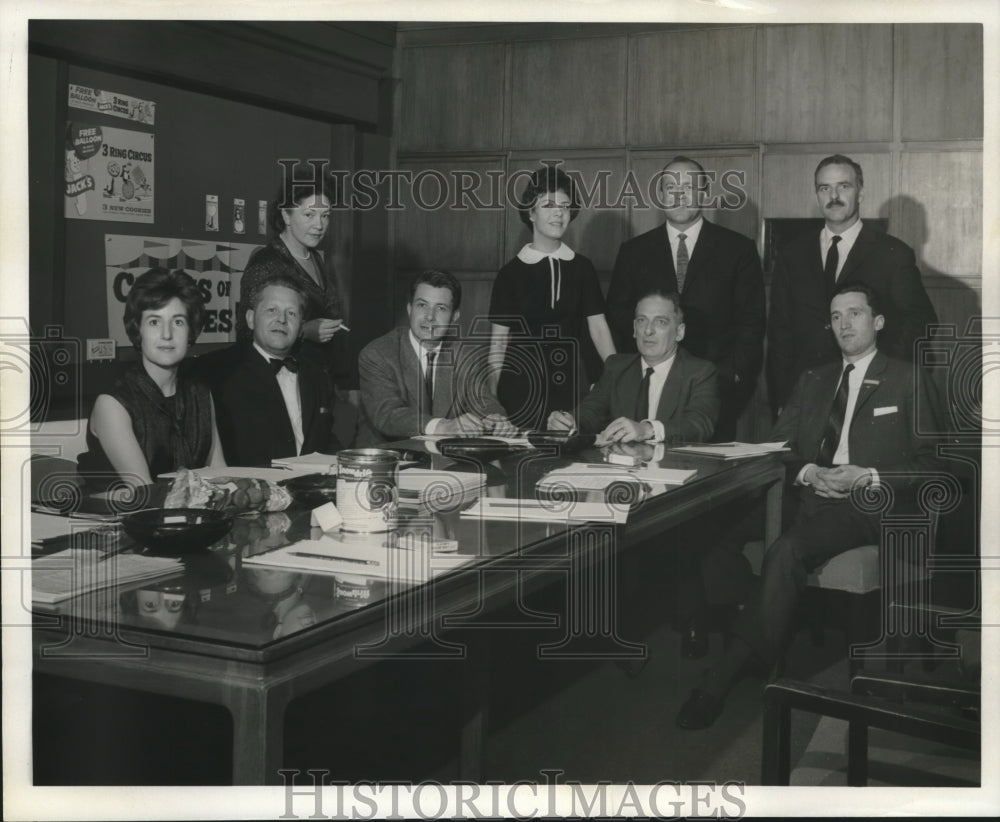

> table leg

[
  {"left": 459, "top": 636, "right": 490, "bottom": 781},
  {"left": 229, "top": 686, "right": 287, "bottom": 785},
  {"left": 764, "top": 475, "right": 784, "bottom": 549}
]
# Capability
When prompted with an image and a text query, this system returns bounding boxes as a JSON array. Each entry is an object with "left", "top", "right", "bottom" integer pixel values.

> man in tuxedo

[
  {"left": 605, "top": 156, "right": 764, "bottom": 441},
  {"left": 676, "top": 283, "right": 940, "bottom": 730},
  {"left": 548, "top": 290, "right": 719, "bottom": 446},
  {"left": 197, "top": 274, "right": 336, "bottom": 467},
  {"left": 357, "top": 269, "right": 514, "bottom": 446},
  {"left": 767, "top": 154, "right": 937, "bottom": 416}
]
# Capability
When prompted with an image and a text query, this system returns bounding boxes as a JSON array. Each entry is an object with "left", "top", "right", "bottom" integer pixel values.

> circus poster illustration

[{"left": 65, "top": 122, "right": 154, "bottom": 222}]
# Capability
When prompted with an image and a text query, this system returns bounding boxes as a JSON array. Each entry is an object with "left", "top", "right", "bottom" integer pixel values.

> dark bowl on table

[
  {"left": 437, "top": 437, "right": 521, "bottom": 462},
  {"left": 526, "top": 430, "right": 596, "bottom": 456},
  {"left": 121, "top": 508, "right": 234, "bottom": 555},
  {"left": 280, "top": 472, "right": 338, "bottom": 508}
]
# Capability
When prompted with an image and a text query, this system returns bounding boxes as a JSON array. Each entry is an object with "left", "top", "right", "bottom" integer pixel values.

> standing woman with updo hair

[
  {"left": 78, "top": 268, "right": 225, "bottom": 488},
  {"left": 238, "top": 177, "right": 353, "bottom": 389},
  {"left": 488, "top": 167, "right": 616, "bottom": 430}
]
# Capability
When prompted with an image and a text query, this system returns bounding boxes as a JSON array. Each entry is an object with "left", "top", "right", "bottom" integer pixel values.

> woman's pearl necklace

[{"left": 283, "top": 234, "right": 311, "bottom": 261}]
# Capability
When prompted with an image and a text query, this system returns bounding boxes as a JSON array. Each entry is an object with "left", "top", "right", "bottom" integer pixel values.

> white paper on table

[
  {"left": 538, "top": 463, "right": 696, "bottom": 491},
  {"left": 272, "top": 452, "right": 338, "bottom": 472},
  {"left": 412, "top": 434, "right": 531, "bottom": 447},
  {"left": 157, "top": 466, "right": 301, "bottom": 482},
  {"left": 32, "top": 549, "right": 182, "bottom": 605},
  {"left": 461, "top": 497, "right": 628, "bottom": 524},
  {"left": 670, "top": 441, "right": 789, "bottom": 459},
  {"left": 398, "top": 468, "right": 486, "bottom": 504},
  {"left": 243, "top": 532, "right": 476, "bottom": 580},
  {"left": 31, "top": 512, "right": 110, "bottom": 543}
]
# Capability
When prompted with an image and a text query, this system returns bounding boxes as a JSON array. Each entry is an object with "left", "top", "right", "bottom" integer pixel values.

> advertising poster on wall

[
  {"left": 104, "top": 234, "right": 262, "bottom": 345},
  {"left": 64, "top": 122, "right": 155, "bottom": 222},
  {"left": 68, "top": 83, "right": 156, "bottom": 124}
]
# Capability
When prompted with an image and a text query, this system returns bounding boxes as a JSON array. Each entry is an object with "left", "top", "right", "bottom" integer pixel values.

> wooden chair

[{"left": 761, "top": 669, "right": 980, "bottom": 785}]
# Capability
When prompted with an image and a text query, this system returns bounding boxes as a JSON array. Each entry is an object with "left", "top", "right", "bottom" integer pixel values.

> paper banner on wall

[
  {"left": 105, "top": 235, "right": 264, "bottom": 345},
  {"left": 68, "top": 84, "right": 156, "bottom": 125},
  {"left": 65, "top": 122, "right": 154, "bottom": 223}
]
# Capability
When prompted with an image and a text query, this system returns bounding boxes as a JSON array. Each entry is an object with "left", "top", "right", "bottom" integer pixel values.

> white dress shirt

[
  {"left": 797, "top": 347, "right": 878, "bottom": 485},
  {"left": 639, "top": 352, "right": 677, "bottom": 442},
  {"left": 409, "top": 331, "right": 444, "bottom": 434},
  {"left": 254, "top": 342, "right": 304, "bottom": 455},
  {"left": 820, "top": 218, "right": 863, "bottom": 281},
  {"left": 666, "top": 217, "right": 704, "bottom": 274}
]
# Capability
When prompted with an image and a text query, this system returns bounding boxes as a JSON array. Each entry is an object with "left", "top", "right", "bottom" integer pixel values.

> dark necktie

[
  {"left": 269, "top": 356, "right": 298, "bottom": 374},
  {"left": 824, "top": 234, "right": 842, "bottom": 293},
  {"left": 817, "top": 363, "right": 855, "bottom": 467},
  {"left": 676, "top": 233, "right": 689, "bottom": 293},
  {"left": 424, "top": 350, "right": 436, "bottom": 410},
  {"left": 635, "top": 366, "right": 654, "bottom": 421}
]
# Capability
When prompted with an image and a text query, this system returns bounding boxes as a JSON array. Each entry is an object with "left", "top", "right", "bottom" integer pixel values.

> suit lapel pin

[{"left": 862, "top": 379, "right": 880, "bottom": 385}]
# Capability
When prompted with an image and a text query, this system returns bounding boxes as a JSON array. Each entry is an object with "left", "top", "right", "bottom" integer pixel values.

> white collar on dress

[{"left": 516, "top": 242, "right": 576, "bottom": 263}]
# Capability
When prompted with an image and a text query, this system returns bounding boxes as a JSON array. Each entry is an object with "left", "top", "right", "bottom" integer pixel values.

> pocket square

[{"left": 873, "top": 405, "right": 898, "bottom": 417}]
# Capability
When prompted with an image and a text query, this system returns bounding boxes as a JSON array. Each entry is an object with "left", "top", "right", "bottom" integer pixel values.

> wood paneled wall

[{"left": 395, "top": 23, "right": 984, "bottom": 347}]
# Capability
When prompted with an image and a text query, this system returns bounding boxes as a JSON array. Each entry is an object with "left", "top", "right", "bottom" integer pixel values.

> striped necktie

[
  {"left": 817, "top": 363, "right": 854, "bottom": 467},
  {"left": 676, "top": 233, "right": 689, "bottom": 292}
]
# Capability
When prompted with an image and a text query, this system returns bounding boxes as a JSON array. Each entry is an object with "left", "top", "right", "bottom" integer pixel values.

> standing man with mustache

[
  {"left": 766, "top": 154, "right": 937, "bottom": 417},
  {"left": 197, "top": 273, "right": 337, "bottom": 466}
]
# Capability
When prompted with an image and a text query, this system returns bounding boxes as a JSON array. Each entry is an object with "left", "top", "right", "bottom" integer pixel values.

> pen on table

[{"left": 288, "top": 551, "right": 377, "bottom": 565}]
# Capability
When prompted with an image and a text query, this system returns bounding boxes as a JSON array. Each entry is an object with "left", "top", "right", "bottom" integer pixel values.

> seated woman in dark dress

[
  {"left": 78, "top": 269, "right": 225, "bottom": 488},
  {"left": 488, "top": 167, "right": 616, "bottom": 430}
]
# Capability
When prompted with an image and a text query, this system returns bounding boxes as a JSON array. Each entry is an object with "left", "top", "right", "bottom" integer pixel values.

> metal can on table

[{"left": 336, "top": 449, "right": 399, "bottom": 532}]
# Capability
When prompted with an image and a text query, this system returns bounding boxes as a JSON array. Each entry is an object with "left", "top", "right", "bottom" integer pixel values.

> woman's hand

[{"left": 302, "top": 318, "right": 344, "bottom": 343}]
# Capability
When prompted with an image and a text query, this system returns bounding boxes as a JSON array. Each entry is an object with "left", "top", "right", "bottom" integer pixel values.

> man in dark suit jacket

[
  {"left": 357, "top": 270, "right": 513, "bottom": 446},
  {"left": 196, "top": 274, "right": 335, "bottom": 467},
  {"left": 767, "top": 154, "right": 937, "bottom": 416},
  {"left": 676, "top": 283, "right": 940, "bottom": 730},
  {"left": 549, "top": 291, "right": 719, "bottom": 446},
  {"left": 605, "top": 156, "right": 764, "bottom": 441}
]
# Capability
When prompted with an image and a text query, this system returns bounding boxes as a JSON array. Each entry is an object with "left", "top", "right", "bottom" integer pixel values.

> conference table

[{"left": 31, "top": 439, "right": 784, "bottom": 784}]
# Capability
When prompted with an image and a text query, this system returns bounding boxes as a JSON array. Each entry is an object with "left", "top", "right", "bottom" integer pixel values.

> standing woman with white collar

[{"left": 488, "top": 167, "right": 616, "bottom": 430}]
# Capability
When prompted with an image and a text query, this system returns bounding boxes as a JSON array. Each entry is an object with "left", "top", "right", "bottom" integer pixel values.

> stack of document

[
  {"left": 398, "top": 468, "right": 485, "bottom": 508},
  {"left": 537, "top": 463, "right": 696, "bottom": 492},
  {"left": 32, "top": 548, "right": 182, "bottom": 607},
  {"left": 461, "top": 497, "right": 628, "bottom": 525},
  {"left": 671, "top": 441, "right": 789, "bottom": 459},
  {"left": 243, "top": 532, "right": 475, "bottom": 580},
  {"left": 272, "top": 452, "right": 338, "bottom": 473},
  {"left": 31, "top": 512, "right": 109, "bottom": 545}
]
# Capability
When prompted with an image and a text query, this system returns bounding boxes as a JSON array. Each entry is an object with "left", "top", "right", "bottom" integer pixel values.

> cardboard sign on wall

[
  {"left": 104, "top": 234, "right": 262, "bottom": 345},
  {"left": 65, "top": 122, "right": 155, "bottom": 222}
]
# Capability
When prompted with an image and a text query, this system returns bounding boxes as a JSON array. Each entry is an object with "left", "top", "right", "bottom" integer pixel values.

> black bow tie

[{"left": 269, "top": 356, "right": 298, "bottom": 374}]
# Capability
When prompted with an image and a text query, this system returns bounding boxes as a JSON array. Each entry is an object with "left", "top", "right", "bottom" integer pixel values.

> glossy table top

[{"left": 32, "top": 439, "right": 782, "bottom": 659}]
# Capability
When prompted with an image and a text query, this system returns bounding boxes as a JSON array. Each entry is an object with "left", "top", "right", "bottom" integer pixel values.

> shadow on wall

[{"left": 880, "top": 195, "right": 982, "bottom": 328}]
